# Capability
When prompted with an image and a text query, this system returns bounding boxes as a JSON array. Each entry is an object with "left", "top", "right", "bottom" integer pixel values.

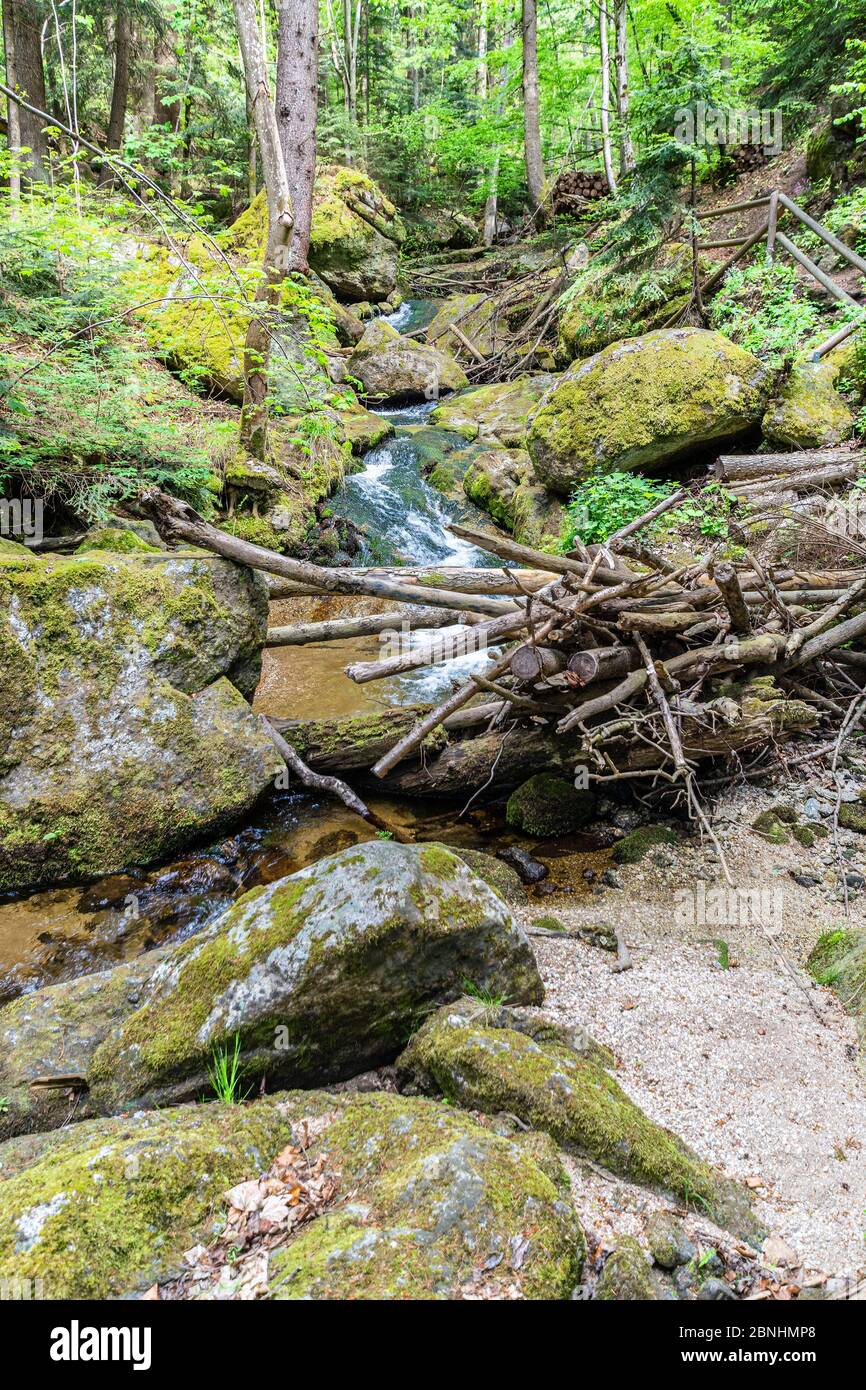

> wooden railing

[{"left": 693, "top": 192, "right": 866, "bottom": 360}]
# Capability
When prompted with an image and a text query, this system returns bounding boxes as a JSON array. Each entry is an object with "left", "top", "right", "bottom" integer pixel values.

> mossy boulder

[
  {"left": 425, "top": 293, "right": 498, "bottom": 358},
  {"left": 762, "top": 360, "right": 854, "bottom": 449},
  {"left": 78, "top": 841, "right": 542, "bottom": 1119},
  {"left": 0, "top": 1089, "right": 582, "bottom": 1300},
  {"left": 339, "top": 398, "right": 393, "bottom": 454},
  {"left": 0, "top": 951, "right": 169, "bottom": 1142},
  {"left": 611, "top": 825, "right": 678, "bottom": 864},
  {"left": 268, "top": 1089, "right": 582, "bottom": 1299},
  {"left": 431, "top": 374, "right": 558, "bottom": 448},
  {"left": 527, "top": 329, "right": 770, "bottom": 494},
  {"left": 0, "top": 1097, "right": 298, "bottom": 1299},
  {"left": 461, "top": 447, "right": 563, "bottom": 547},
  {"left": 595, "top": 1237, "right": 656, "bottom": 1300},
  {"left": 396, "top": 1003, "right": 760, "bottom": 1241},
  {"left": 506, "top": 774, "right": 596, "bottom": 838},
  {"left": 0, "top": 550, "right": 279, "bottom": 894},
  {"left": 347, "top": 317, "right": 468, "bottom": 403},
  {"left": 225, "top": 166, "right": 405, "bottom": 303}
]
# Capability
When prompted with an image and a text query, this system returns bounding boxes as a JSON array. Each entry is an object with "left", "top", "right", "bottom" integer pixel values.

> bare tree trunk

[
  {"left": 2, "top": 0, "right": 21, "bottom": 207},
  {"left": 99, "top": 5, "right": 130, "bottom": 185},
  {"left": 276, "top": 0, "right": 318, "bottom": 273},
  {"left": 476, "top": 0, "right": 488, "bottom": 101},
  {"left": 483, "top": 29, "right": 511, "bottom": 247},
  {"left": 7, "top": 0, "right": 46, "bottom": 179},
  {"left": 598, "top": 0, "right": 617, "bottom": 194},
  {"left": 613, "top": 0, "right": 634, "bottom": 175},
  {"left": 521, "top": 0, "right": 545, "bottom": 215},
  {"left": 232, "top": 0, "right": 294, "bottom": 461}
]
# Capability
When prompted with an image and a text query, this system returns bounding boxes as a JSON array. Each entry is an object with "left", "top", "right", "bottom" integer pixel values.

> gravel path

[{"left": 516, "top": 790, "right": 866, "bottom": 1282}]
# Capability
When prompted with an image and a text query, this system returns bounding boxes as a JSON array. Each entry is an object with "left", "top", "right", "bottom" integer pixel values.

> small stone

[
  {"left": 699, "top": 1277, "right": 736, "bottom": 1300},
  {"left": 646, "top": 1212, "right": 696, "bottom": 1269},
  {"left": 496, "top": 845, "right": 548, "bottom": 884},
  {"left": 791, "top": 871, "right": 821, "bottom": 888},
  {"left": 601, "top": 868, "right": 623, "bottom": 889}
]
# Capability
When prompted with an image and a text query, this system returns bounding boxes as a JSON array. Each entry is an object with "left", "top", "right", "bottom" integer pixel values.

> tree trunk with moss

[{"left": 276, "top": 0, "right": 318, "bottom": 273}]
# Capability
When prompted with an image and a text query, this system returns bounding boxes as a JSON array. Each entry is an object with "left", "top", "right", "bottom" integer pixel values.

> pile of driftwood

[{"left": 141, "top": 488, "right": 866, "bottom": 833}]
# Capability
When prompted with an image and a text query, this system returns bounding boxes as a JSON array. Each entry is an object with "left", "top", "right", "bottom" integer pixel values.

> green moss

[
  {"left": 611, "top": 825, "right": 677, "bottom": 864},
  {"left": 418, "top": 845, "right": 460, "bottom": 880},
  {"left": 506, "top": 773, "right": 595, "bottom": 838},
  {"left": 533, "top": 914, "right": 567, "bottom": 932},
  {"left": 839, "top": 803, "right": 866, "bottom": 834},
  {"left": 792, "top": 824, "right": 816, "bottom": 848},
  {"left": 268, "top": 1089, "right": 582, "bottom": 1301},
  {"left": 595, "top": 1237, "right": 656, "bottom": 1300},
  {"left": 0, "top": 1099, "right": 293, "bottom": 1299},
  {"left": 762, "top": 360, "right": 854, "bottom": 449},
  {"left": 397, "top": 1013, "right": 759, "bottom": 1241},
  {"left": 752, "top": 809, "right": 790, "bottom": 844}
]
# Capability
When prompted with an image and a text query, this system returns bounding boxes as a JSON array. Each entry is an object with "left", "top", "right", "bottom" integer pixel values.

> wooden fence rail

[{"left": 692, "top": 190, "right": 866, "bottom": 359}]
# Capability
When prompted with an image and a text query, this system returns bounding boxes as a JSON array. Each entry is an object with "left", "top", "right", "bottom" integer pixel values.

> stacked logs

[
  {"left": 551, "top": 169, "right": 609, "bottom": 213},
  {"left": 141, "top": 489, "right": 866, "bottom": 815}
]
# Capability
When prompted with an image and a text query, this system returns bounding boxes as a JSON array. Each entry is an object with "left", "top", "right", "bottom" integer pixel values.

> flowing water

[{"left": 0, "top": 299, "right": 608, "bottom": 1001}]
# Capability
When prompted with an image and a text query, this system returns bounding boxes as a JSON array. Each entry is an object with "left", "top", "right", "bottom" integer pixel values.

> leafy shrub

[
  {"left": 709, "top": 260, "right": 824, "bottom": 364},
  {"left": 560, "top": 472, "right": 677, "bottom": 547}
]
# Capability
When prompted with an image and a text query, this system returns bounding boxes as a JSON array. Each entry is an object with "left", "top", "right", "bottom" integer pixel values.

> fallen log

[
  {"left": 137, "top": 489, "right": 521, "bottom": 618},
  {"left": 510, "top": 645, "right": 567, "bottom": 681},
  {"left": 265, "top": 606, "right": 467, "bottom": 647},
  {"left": 265, "top": 566, "right": 558, "bottom": 599},
  {"left": 715, "top": 448, "right": 861, "bottom": 482}
]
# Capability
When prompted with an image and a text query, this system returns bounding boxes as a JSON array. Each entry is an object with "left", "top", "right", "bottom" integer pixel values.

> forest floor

[{"left": 514, "top": 777, "right": 866, "bottom": 1287}]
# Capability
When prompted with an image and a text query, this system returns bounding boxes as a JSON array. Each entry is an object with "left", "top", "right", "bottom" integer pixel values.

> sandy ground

[{"left": 515, "top": 784, "right": 866, "bottom": 1284}]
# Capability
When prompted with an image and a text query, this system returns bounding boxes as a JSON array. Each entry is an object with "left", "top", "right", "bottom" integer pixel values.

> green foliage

[
  {"left": 667, "top": 483, "right": 738, "bottom": 540},
  {"left": 207, "top": 1034, "right": 251, "bottom": 1105},
  {"left": 708, "top": 260, "right": 824, "bottom": 365},
  {"left": 560, "top": 472, "right": 677, "bottom": 548}
]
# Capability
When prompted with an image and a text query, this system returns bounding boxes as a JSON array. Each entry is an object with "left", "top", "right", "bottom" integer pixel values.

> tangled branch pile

[{"left": 141, "top": 488, "right": 866, "bottom": 821}]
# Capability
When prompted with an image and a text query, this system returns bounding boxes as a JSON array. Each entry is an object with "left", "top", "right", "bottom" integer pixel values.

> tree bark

[
  {"left": 232, "top": 0, "right": 294, "bottom": 460},
  {"left": 6, "top": 0, "right": 46, "bottom": 180},
  {"left": 521, "top": 0, "right": 545, "bottom": 215},
  {"left": 276, "top": 0, "right": 318, "bottom": 272},
  {"left": 599, "top": 0, "right": 617, "bottom": 194},
  {"left": 613, "top": 0, "right": 634, "bottom": 175},
  {"left": 2, "top": 0, "right": 21, "bottom": 206},
  {"left": 99, "top": 6, "right": 130, "bottom": 185}
]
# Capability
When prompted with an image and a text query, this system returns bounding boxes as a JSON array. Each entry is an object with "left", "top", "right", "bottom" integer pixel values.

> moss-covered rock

[
  {"left": 0, "top": 1098, "right": 297, "bottom": 1298},
  {"left": 610, "top": 825, "right": 678, "bottom": 864},
  {"left": 0, "top": 1089, "right": 582, "bottom": 1300},
  {"left": 0, "top": 951, "right": 169, "bottom": 1142},
  {"left": 595, "top": 1236, "right": 656, "bottom": 1300},
  {"left": 338, "top": 399, "right": 394, "bottom": 454},
  {"left": 77, "top": 841, "right": 543, "bottom": 1120},
  {"left": 396, "top": 1003, "right": 760, "bottom": 1241},
  {"left": 527, "top": 329, "right": 770, "bottom": 494},
  {"left": 506, "top": 774, "right": 596, "bottom": 838},
  {"left": 0, "top": 550, "right": 279, "bottom": 893},
  {"left": 225, "top": 166, "right": 405, "bottom": 303},
  {"left": 751, "top": 809, "right": 791, "bottom": 844},
  {"left": 425, "top": 293, "right": 498, "bottom": 358},
  {"left": 461, "top": 447, "right": 563, "bottom": 547},
  {"left": 431, "top": 374, "right": 558, "bottom": 448},
  {"left": 762, "top": 360, "right": 854, "bottom": 449},
  {"left": 346, "top": 317, "right": 468, "bottom": 403},
  {"left": 268, "top": 1089, "right": 582, "bottom": 1299}
]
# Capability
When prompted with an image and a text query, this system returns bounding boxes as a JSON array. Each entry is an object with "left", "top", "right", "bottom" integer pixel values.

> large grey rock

[
  {"left": 347, "top": 317, "right": 468, "bottom": 403},
  {"left": 0, "top": 843, "right": 542, "bottom": 1138},
  {"left": 0, "top": 549, "right": 279, "bottom": 893},
  {"left": 0, "top": 1089, "right": 582, "bottom": 1300},
  {"left": 527, "top": 328, "right": 771, "bottom": 492}
]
